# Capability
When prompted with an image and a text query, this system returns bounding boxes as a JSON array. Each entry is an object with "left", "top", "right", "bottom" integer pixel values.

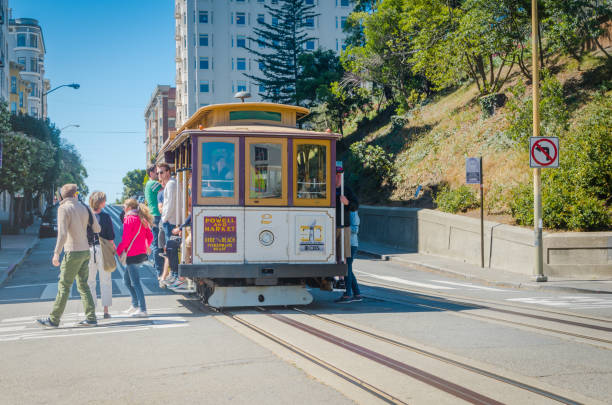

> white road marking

[
  {"left": 507, "top": 296, "right": 612, "bottom": 309},
  {"left": 4, "top": 283, "right": 48, "bottom": 289},
  {"left": 40, "top": 283, "right": 58, "bottom": 300},
  {"left": 431, "top": 280, "right": 505, "bottom": 291},
  {"left": 355, "top": 270, "right": 454, "bottom": 290}
]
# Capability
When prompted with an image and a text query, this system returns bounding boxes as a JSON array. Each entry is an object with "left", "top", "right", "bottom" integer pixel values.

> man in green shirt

[{"left": 144, "top": 165, "right": 163, "bottom": 277}]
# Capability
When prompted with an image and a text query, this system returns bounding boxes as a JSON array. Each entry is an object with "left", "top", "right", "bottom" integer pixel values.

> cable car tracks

[{"left": 212, "top": 304, "right": 599, "bottom": 404}]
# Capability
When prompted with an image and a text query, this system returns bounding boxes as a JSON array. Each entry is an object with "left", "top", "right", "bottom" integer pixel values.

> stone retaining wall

[{"left": 359, "top": 206, "right": 612, "bottom": 279}]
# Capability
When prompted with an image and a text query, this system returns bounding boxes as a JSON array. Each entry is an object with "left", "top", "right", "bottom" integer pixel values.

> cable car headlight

[{"left": 259, "top": 230, "right": 274, "bottom": 246}]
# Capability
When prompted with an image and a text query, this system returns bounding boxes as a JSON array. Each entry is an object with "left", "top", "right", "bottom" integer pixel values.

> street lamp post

[
  {"left": 42, "top": 83, "right": 80, "bottom": 119},
  {"left": 60, "top": 124, "right": 80, "bottom": 131}
]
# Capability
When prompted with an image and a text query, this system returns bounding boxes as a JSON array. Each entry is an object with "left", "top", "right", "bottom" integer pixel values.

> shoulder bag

[
  {"left": 118, "top": 223, "right": 142, "bottom": 267},
  {"left": 100, "top": 237, "right": 117, "bottom": 272}
]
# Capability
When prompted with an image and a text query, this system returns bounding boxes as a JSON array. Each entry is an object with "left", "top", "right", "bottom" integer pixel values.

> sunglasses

[{"left": 156, "top": 171, "right": 166, "bottom": 175}]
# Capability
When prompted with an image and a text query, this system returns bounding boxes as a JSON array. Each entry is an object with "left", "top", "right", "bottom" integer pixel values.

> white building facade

[
  {"left": 174, "top": 0, "right": 354, "bottom": 126},
  {"left": 8, "top": 18, "right": 46, "bottom": 118}
]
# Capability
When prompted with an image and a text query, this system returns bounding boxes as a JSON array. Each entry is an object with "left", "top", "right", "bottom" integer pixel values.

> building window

[
  {"left": 341, "top": 16, "right": 347, "bottom": 28},
  {"left": 200, "top": 80, "right": 210, "bottom": 93},
  {"left": 168, "top": 118, "right": 176, "bottom": 129},
  {"left": 10, "top": 102, "right": 16, "bottom": 113},
  {"left": 236, "top": 12, "right": 246, "bottom": 25},
  {"left": 258, "top": 36, "right": 266, "bottom": 48},
  {"left": 340, "top": 0, "right": 349, "bottom": 5},
  {"left": 304, "top": 17, "right": 314, "bottom": 28},
  {"left": 272, "top": 17, "right": 278, "bottom": 26},
  {"left": 31, "top": 83, "right": 37, "bottom": 97},
  {"left": 17, "top": 34, "right": 26, "bottom": 47},
  {"left": 236, "top": 35, "right": 246, "bottom": 48},
  {"left": 305, "top": 0, "right": 314, "bottom": 4},
  {"left": 259, "top": 84, "right": 265, "bottom": 93},
  {"left": 30, "top": 58, "right": 38, "bottom": 73},
  {"left": 259, "top": 61, "right": 265, "bottom": 71},
  {"left": 257, "top": 14, "right": 265, "bottom": 24},
  {"left": 30, "top": 34, "right": 38, "bottom": 48},
  {"left": 237, "top": 80, "right": 247, "bottom": 92},
  {"left": 271, "top": 0, "right": 278, "bottom": 4},
  {"left": 10, "top": 76, "right": 16, "bottom": 94},
  {"left": 30, "top": 107, "right": 38, "bottom": 117},
  {"left": 199, "top": 11, "right": 209, "bottom": 23},
  {"left": 237, "top": 58, "right": 246, "bottom": 71},
  {"left": 17, "top": 57, "right": 26, "bottom": 67},
  {"left": 199, "top": 34, "right": 209, "bottom": 46},
  {"left": 19, "top": 92, "right": 23, "bottom": 107},
  {"left": 341, "top": 40, "right": 347, "bottom": 50},
  {"left": 200, "top": 57, "right": 209, "bottom": 69},
  {"left": 305, "top": 40, "right": 315, "bottom": 50},
  {"left": 257, "top": 0, "right": 265, "bottom": 3}
]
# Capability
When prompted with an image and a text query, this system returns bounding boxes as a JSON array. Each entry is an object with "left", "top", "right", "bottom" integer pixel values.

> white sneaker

[
  {"left": 131, "top": 309, "right": 148, "bottom": 318},
  {"left": 165, "top": 275, "right": 176, "bottom": 284},
  {"left": 123, "top": 306, "right": 138, "bottom": 315}
]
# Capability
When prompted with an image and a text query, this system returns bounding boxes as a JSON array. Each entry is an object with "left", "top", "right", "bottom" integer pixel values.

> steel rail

[{"left": 291, "top": 307, "right": 584, "bottom": 405}]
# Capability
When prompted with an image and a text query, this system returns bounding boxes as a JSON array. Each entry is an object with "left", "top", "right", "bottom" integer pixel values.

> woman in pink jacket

[{"left": 116, "top": 198, "right": 153, "bottom": 317}]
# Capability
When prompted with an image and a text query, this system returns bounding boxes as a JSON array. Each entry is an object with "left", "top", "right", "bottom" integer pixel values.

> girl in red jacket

[{"left": 117, "top": 198, "right": 153, "bottom": 317}]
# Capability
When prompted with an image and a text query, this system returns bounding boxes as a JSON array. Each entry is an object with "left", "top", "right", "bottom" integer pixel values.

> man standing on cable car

[{"left": 334, "top": 166, "right": 358, "bottom": 301}]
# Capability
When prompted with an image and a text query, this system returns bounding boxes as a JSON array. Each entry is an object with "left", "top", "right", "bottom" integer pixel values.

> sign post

[
  {"left": 532, "top": 0, "right": 547, "bottom": 282},
  {"left": 466, "top": 157, "right": 484, "bottom": 268}
]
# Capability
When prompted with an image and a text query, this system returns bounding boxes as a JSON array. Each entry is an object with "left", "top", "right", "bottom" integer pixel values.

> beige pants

[{"left": 336, "top": 227, "right": 351, "bottom": 262}]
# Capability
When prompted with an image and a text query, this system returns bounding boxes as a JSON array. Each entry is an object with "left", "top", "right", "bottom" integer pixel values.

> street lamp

[
  {"left": 60, "top": 124, "right": 80, "bottom": 131},
  {"left": 42, "top": 83, "right": 80, "bottom": 119}
]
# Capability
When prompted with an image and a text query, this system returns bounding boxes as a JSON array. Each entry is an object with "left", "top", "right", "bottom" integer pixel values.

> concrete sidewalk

[
  {"left": 358, "top": 241, "right": 612, "bottom": 294},
  {"left": 0, "top": 219, "right": 40, "bottom": 286}
]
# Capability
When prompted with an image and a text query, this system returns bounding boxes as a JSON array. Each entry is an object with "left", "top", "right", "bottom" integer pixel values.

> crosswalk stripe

[
  {"left": 40, "top": 283, "right": 58, "bottom": 300},
  {"left": 354, "top": 270, "right": 455, "bottom": 290},
  {"left": 431, "top": 280, "right": 505, "bottom": 291}
]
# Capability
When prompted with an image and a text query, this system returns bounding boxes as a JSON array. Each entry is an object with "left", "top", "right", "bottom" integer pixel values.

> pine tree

[{"left": 247, "top": 0, "right": 318, "bottom": 106}]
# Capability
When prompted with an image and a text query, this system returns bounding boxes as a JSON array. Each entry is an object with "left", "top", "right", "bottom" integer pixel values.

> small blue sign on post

[{"left": 466, "top": 157, "right": 482, "bottom": 184}]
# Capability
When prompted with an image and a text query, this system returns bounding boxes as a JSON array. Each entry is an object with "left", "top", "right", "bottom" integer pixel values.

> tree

[
  {"left": 296, "top": 49, "right": 344, "bottom": 107},
  {"left": 543, "top": 0, "right": 612, "bottom": 61},
  {"left": 120, "top": 169, "right": 146, "bottom": 201},
  {"left": 406, "top": 0, "right": 530, "bottom": 96},
  {"left": 247, "top": 0, "right": 318, "bottom": 105},
  {"left": 0, "top": 133, "right": 55, "bottom": 195},
  {"left": 58, "top": 140, "right": 89, "bottom": 196}
]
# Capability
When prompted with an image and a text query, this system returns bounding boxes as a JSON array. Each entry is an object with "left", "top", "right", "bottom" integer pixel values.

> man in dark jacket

[{"left": 335, "top": 166, "right": 358, "bottom": 263}]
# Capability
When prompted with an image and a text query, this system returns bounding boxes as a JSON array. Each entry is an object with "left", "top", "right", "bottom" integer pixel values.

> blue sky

[{"left": 12, "top": 0, "right": 175, "bottom": 202}]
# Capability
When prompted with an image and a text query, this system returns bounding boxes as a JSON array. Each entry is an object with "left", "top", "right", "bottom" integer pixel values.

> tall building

[
  {"left": 145, "top": 85, "right": 177, "bottom": 164},
  {"left": 0, "top": 0, "right": 9, "bottom": 102},
  {"left": 8, "top": 18, "right": 46, "bottom": 118},
  {"left": 174, "top": 0, "right": 354, "bottom": 126}
]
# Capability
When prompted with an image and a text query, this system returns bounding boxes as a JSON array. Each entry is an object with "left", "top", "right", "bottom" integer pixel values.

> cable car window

[
  {"left": 201, "top": 141, "right": 235, "bottom": 198},
  {"left": 296, "top": 143, "right": 327, "bottom": 201},
  {"left": 229, "top": 110, "right": 281, "bottom": 122},
  {"left": 245, "top": 138, "right": 287, "bottom": 205}
]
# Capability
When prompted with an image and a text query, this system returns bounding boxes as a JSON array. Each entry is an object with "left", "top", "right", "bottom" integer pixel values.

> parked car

[{"left": 39, "top": 204, "right": 59, "bottom": 238}]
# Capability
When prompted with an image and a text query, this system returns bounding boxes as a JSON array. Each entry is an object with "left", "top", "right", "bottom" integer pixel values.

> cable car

[{"left": 157, "top": 98, "right": 347, "bottom": 307}]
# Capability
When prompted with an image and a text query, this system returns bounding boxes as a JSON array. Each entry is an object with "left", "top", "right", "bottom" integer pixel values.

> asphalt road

[{"left": 0, "top": 211, "right": 611, "bottom": 404}]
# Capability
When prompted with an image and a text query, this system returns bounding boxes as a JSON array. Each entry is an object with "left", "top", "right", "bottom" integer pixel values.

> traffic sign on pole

[{"left": 530, "top": 137, "right": 559, "bottom": 168}]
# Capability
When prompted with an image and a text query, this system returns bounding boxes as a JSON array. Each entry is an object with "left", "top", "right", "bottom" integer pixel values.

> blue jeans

[
  {"left": 124, "top": 262, "right": 146, "bottom": 311},
  {"left": 151, "top": 216, "right": 163, "bottom": 277},
  {"left": 162, "top": 221, "right": 179, "bottom": 278},
  {"left": 345, "top": 246, "right": 361, "bottom": 297}
]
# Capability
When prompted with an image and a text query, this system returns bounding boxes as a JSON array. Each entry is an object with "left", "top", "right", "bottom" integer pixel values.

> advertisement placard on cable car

[
  {"left": 203, "top": 216, "right": 237, "bottom": 253},
  {"left": 290, "top": 210, "right": 335, "bottom": 263},
  {"left": 192, "top": 207, "right": 244, "bottom": 263}
]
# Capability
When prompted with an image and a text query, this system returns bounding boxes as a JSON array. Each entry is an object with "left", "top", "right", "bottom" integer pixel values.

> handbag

[
  {"left": 99, "top": 237, "right": 117, "bottom": 272},
  {"left": 118, "top": 223, "right": 142, "bottom": 266}
]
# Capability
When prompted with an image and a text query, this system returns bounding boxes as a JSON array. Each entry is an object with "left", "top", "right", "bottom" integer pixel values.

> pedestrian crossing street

[{"left": 0, "top": 308, "right": 189, "bottom": 342}]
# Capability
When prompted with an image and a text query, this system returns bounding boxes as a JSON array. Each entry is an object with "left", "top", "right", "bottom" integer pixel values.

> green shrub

[
  {"left": 346, "top": 141, "right": 396, "bottom": 202},
  {"left": 435, "top": 185, "right": 479, "bottom": 213},
  {"left": 506, "top": 73, "right": 569, "bottom": 147},
  {"left": 509, "top": 184, "right": 534, "bottom": 226},
  {"left": 479, "top": 93, "right": 507, "bottom": 118}
]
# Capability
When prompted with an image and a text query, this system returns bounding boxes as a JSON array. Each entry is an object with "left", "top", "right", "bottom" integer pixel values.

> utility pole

[{"left": 532, "top": 0, "right": 546, "bottom": 282}]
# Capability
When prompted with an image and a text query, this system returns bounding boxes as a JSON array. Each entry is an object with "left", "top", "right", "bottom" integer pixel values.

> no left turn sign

[{"left": 530, "top": 137, "right": 559, "bottom": 168}]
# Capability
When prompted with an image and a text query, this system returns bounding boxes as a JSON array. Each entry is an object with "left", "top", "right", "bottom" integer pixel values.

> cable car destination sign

[{"left": 530, "top": 136, "right": 559, "bottom": 168}]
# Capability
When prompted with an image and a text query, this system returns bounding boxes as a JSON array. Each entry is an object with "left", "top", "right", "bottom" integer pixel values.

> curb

[
  {"left": 0, "top": 237, "right": 39, "bottom": 287},
  {"left": 357, "top": 248, "right": 612, "bottom": 295}
]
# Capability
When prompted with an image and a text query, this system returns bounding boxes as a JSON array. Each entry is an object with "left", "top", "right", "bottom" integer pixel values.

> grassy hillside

[{"left": 340, "top": 53, "right": 612, "bottom": 228}]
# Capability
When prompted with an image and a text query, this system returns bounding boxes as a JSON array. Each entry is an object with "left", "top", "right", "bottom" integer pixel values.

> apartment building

[
  {"left": 0, "top": 0, "right": 9, "bottom": 102},
  {"left": 145, "top": 85, "right": 177, "bottom": 164},
  {"left": 8, "top": 17, "right": 46, "bottom": 118},
  {"left": 8, "top": 60, "right": 29, "bottom": 114},
  {"left": 174, "top": 0, "right": 354, "bottom": 126}
]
